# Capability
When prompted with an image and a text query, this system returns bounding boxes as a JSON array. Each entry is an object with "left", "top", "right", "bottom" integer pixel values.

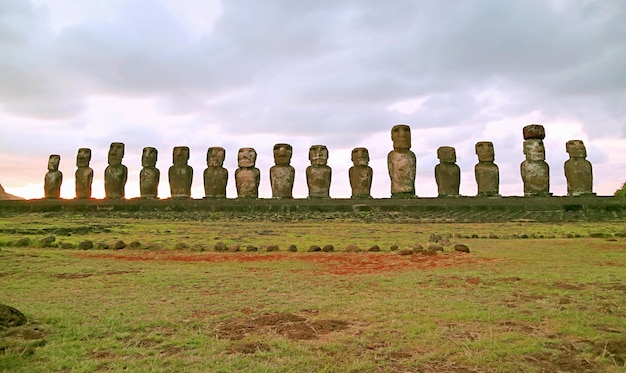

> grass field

[{"left": 1, "top": 213, "right": 625, "bottom": 372}]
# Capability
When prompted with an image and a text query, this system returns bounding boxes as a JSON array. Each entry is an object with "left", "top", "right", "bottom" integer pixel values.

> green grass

[{"left": 0, "top": 214, "right": 625, "bottom": 372}]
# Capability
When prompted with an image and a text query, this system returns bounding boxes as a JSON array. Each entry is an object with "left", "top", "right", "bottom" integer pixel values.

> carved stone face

[
  {"left": 142, "top": 147, "right": 158, "bottom": 167},
  {"left": 351, "top": 147, "right": 369, "bottom": 166},
  {"left": 523, "top": 139, "right": 545, "bottom": 162},
  {"left": 76, "top": 148, "right": 91, "bottom": 167},
  {"left": 566, "top": 140, "right": 587, "bottom": 158},
  {"left": 437, "top": 146, "right": 456, "bottom": 163},
  {"left": 238, "top": 147, "right": 257, "bottom": 168},
  {"left": 207, "top": 147, "right": 225, "bottom": 167},
  {"left": 475, "top": 142, "right": 494, "bottom": 162},
  {"left": 309, "top": 145, "right": 329, "bottom": 166},
  {"left": 108, "top": 142, "right": 125, "bottom": 165},
  {"left": 273, "top": 143, "right": 293, "bottom": 166},
  {"left": 48, "top": 154, "right": 60, "bottom": 171},
  {"left": 391, "top": 124, "right": 411, "bottom": 150},
  {"left": 173, "top": 146, "right": 189, "bottom": 166}
]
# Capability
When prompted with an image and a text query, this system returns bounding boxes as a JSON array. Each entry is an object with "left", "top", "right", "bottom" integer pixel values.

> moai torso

[
  {"left": 204, "top": 147, "right": 228, "bottom": 199},
  {"left": 235, "top": 147, "right": 260, "bottom": 199},
  {"left": 435, "top": 146, "right": 460, "bottom": 197},
  {"left": 306, "top": 145, "right": 331, "bottom": 199},
  {"left": 44, "top": 154, "right": 62, "bottom": 199},
  {"left": 104, "top": 142, "right": 128, "bottom": 199},
  {"left": 75, "top": 148, "right": 93, "bottom": 199},
  {"left": 520, "top": 138, "right": 550, "bottom": 196},
  {"left": 140, "top": 147, "right": 160, "bottom": 199},
  {"left": 474, "top": 141, "right": 499, "bottom": 197},
  {"left": 270, "top": 143, "right": 295, "bottom": 199},
  {"left": 349, "top": 147, "right": 373, "bottom": 199},
  {"left": 168, "top": 146, "right": 193, "bottom": 198},
  {"left": 564, "top": 140, "right": 593, "bottom": 196},
  {"left": 387, "top": 124, "right": 416, "bottom": 198}
]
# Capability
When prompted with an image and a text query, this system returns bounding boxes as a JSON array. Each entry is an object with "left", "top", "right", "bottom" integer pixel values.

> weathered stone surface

[
  {"left": 454, "top": 244, "right": 470, "bottom": 253},
  {"left": 0, "top": 183, "right": 23, "bottom": 200},
  {"left": 349, "top": 148, "right": 373, "bottom": 199},
  {"left": 308, "top": 245, "right": 321, "bottom": 252},
  {"left": 114, "top": 240, "right": 126, "bottom": 250},
  {"left": 204, "top": 147, "right": 228, "bottom": 199},
  {"left": 435, "top": 146, "right": 460, "bottom": 197},
  {"left": 388, "top": 124, "right": 416, "bottom": 198},
  {"left": 96, "top": 242, "right": 109, "bottom": 250},
  {"left": 174, "top": 242, "right": 189, "bottom": 250},
  {"left": 266, "top": 245, "right": 279, "bottom": 252},
  {"left": 0, "top": 304, "right": 27, "bottom": 327},
  {"left": 75, "top": 148, "right": 93, "bottom": 199},
  {"left": 129, "top": 241, "right": 141, "bottom": 248},
  {"left": 475, "top": 141, "right": 500, "bottom": 197},
  {"left": 246, "top": 245, "right": 258, "bottom": 252},
  {"left": 390, "top": 245, "right": 399, "bottom": 251},
  {"left": 228, "top": 244, "right": 241, "bottom": 252},
  {"left": 521, "top": 138, "right": 550, "bottom": 197},
  {"left": 287, "top": 244, "right": 298, "bottom": 252},
  {"left": 214, "top": 241, "right": 226, "bottom": 252},
  {"left": 345, "top": 244, "right": 361, "bottom": 252},
  {"left": 367, "top": 245, "right": 381, "bottom": 252},
  {"left": 412, "top": 243, "right": 424, "bottom": 252},
  {"left": 60, "top": 242, "right": 74, "bottom": 249},
  {"left": 398, "top": 248, "right": 414, "bottom": 255},
  {"left": 322, "top": 244, "right": 334, "bottom": 252},
  {"left": 15, "top": 238, "right": 31, "bottom": 247},
  {"left": 104, "top": 142, "right": 128, "bottom": 199},
  {"left": 270, "top": 144, "right": 295, "bottom": 199},
  {"left": 523, "top": 124, "right": 545, "bottom": 140},
  {"left": 565, "top": 140, "right": 594, "bottom": 197},
  {"left": 306, "top": 145, "right": 331, "bottom": 199},
  {"left": 44, "top": 154, "right": 62, "bottom": 199},
  {"left": 39, "top": 236, "right": 56, "bottom": 248},
  {"left": 235, "top": 148, "right": 260, "bottom": 199},
  {"left": 78, "top": 240, "right": 94, "bottom": 250},
  {"left": 428, "top": 244, "right": 444, "bottom": 252},
  {"left": 140, "top": 147, "right": 160, "bottom": 199},
  {"left": 169, "top": 146, "right": 193, "bottom": 198}
]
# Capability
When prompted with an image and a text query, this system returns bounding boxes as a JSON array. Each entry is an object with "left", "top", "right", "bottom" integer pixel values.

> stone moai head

[
  {"left": 207, "top": 147, "right": 226, "bottom": 167},
  {"left": 142, "top": 147, "right": 158, "bottom": 167},
  {"left": 566, "top": 140, "right": 587, "bottom": 159},
  {"left": 523, "top": 139, "right": 545, "bottom": 162},
  {"left": 173, "top": 146, "right": 190, "bottom": 166},
  {"left": 437, "top": 146, "right": 456, "bottom": 163},
  {"left": 475, "top": 142, "right": 494, "bottom": 162},
  {"left": 391, "top": 124, "right": 411, "bottom": 150},
  {"left": 108, "top": 142, "right": 125, "bottom": 166},
  {"left": 309, "top": 145, "right": 329, "bottom": 166},
  {"left": 76, "top": 148, "right": 91, "bottom": 167},
  {"left": 48, "top": 154, "right": 60, "bottom": 171},
  {"left": 523, "top": 124, "right": 545, "bottom": 140},
  {"left": 273, "top": 143, "right": 293, "bottom": 166},
  {"left": 351, "top": 147, "right": 369, "bottom": 166},
  {"left": 238, "top": 147, "right": 257, "bottom": 168}
]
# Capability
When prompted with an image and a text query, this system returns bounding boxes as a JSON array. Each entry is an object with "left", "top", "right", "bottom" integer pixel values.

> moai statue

[
  {"left": 104, "top": 142, "right": 128, "bottom": 199},
  {"left": 520, "top": 125, "right": 550, "bottom": 197},
  {"left": 140, "top": 147, "right": 160, "bottom": 199},
  {"left": 435, "top": 146, "right": 460, "bottom": 197},
  {"left": 203, "top": 147, "right": 228, "bottom": 199},
  {"left": 474, "top": 141, "right": 499, "bottom": 197},
  {"left": 235, "top": 147, "right": 260, "bottom": 199},
  {"left": 169, "top": 146, "right": 193, "bottom": 198},
  {"left": 387, "top": 124, "right": 416, "bottom": 198},
  {"left": 306, "top": 145, "right": 331, "bottom": 199},
  {"left": 270, "top": 143, "right": 295, "bottom": 199},
  {"left": 564, "top": 139, "right": 594, "bottom": 196},
  {"left": 44, "top": 154, "right": 62, "bottom": 199},
  {"left": 349, "top": 147, "right": 373, "bottom": 199},
  {"left": 75, "top": 148, "right": 93, "bottom": 199}
]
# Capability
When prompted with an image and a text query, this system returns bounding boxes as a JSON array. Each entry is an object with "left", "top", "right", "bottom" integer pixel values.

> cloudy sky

[{"left": 1, "top": 0, "right": 625, "bottom": 199}]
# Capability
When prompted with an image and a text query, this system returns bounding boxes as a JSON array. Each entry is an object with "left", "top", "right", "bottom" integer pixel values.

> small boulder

[
  {"left": 60, "top": 242, "right": 75, "bottom": 249},
  {"left": 39, "top": 236, "right": 56, "bottom": 248},
  {"left": 367, "top": 245, "right": 380, "bottom": 252},
  {"left": 266, "top": 245, "right": 279, "bottom": 252},
  {"left": 0, "top": 304, "right": 27, "bottom": 327},
  {"left": 454, "top": 244, "right": 470, "bottom": 253},
  {"left": 129, "top": 241, "right": 141, "bottom": 248},
  {"left": 214, "top": 242, "right": 227, "bottom": 252},
  {"left": 96, "top": 242, "right": 109, "bottom": 250},
  {"left": 412, "top": 243, "right": 424, "bottom": 252},
  {"left": 228, "top": 244, "right": 241, "bottom": 252},
  {"left": 390, "top": 245, "right": 399, "bottom": 251},
  {"left": 246, "top": 245, "right": 258, "bottom": 252},
  {"left": 427, "top": 244, "right": 444, "bottom": 252},
  {"left": 114, "top": 240, "right": 126, "bottom": 250},
  {"left": 308, "top": 245, "right": 321, "bottom": 252},
  {"left": 192, "top": 244, "right": 205, "bottom": 252},
  {"left": 174, "top": 242, "right": 189, "bottom": 250},
  {"left": 78, "top": 240, "right": 94, "bottom": 250},
  {"left": 322, "top": 245, "right": 334, "bottom": 252},
  {"left": 398, "top": 248, "right": 414, "bottom": 256},
  {"left": 345, "top": 244, "right": 361, "bottom": 253},
  {"left": 15, "top": 238, "right": 31, "bottom": 247},
  {"left": 287, "top": 244, "right": 298, "bottom": 252}
]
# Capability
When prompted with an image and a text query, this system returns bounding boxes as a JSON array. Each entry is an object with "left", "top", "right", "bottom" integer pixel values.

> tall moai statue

[
  {"left": 169, "top": 146, "right": 193, "bottom": 198},
  {"left": 204, "top": 147, "right": 228, "bottom": 199},
  {"left": 435, "top": 146, "right": 460, "bottom": 197},
  {"left": 44, "top": 154, "right": 62, "bottom": 199},
  {"left": 349, "top": 147, "right": 373, "bottom": 199},
  {"left": 474, "top": 141, "right": 499, "bottom": 197},
  {"left": 520, "top": 124, "right": 550, "bottom": 197},
  {"left": 140, "top": 147, "right": 160, "bottom": 199},
  {"left": 306, "top": 145, "right": 331, "bottom": 199},
  {"left": 235, "top": 147, "right": 260, "bottom": 199},
  {"left": 104, "top": 142, "right": 128, "bottom": 199},
  {"left": 75, "top": 148, "right": 93, "bottom": 199},
  {"left": 564, "top": 139, "right": 594, "bottom": 196},
  {"left": 388, "top": 124, "right": 416, "bottom": 198},
  {"left": 270, "top": 143, "right": 295, "bottom": 199}
]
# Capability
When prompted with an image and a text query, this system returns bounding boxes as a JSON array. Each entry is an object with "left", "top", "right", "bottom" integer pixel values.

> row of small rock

[{"left": 4, "top": 236, "right": 470, "bottom": 253}]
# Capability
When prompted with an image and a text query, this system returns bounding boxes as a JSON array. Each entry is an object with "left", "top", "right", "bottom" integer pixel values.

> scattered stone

[
  {"left": 308, "top": 245, "right": 321, "bottom": 252},
  {"left": 454, "top": 244, "right": 470, "bottom": 253},
  {"left": 398, "top": 248, "right": 414, "bottom": 255},
  {"left": 39, "top": 236, "right": 56, "bottom": 248},
  {"left": 489, "top": 234, "right": 499, "bottom": 239},
  {"left": 390, "top": 245, "right": 398, "bottom": 251},
  {"left": 345, "top": 244, "right": 360, "bottom": 252},
  {"left": 15, "top": 238, "right": 31, "bottom": 247},
  {"left": 0, "top": 304, "right": 27, "bottom": 327},
  {"left": 192, "top": 244, "right": 205, "bottom": 252},
  {"left": 322, "top": 245, "right": 334, "bottom": 252},
  {"left": 96, "top": 242, "right": 109, "bottom": 250},
  {"left": 214, "top": 242, "right": 226, "bottom": 252},
  {"left": 114, "top": 240, "right": 126, "bottom": 250},
  {"left": 520, "top": 234, "right": 529, "bottom": 239},
  {"left": 411, "top": 243, "right": 424, "bottom": 252},
  {"left": 246, "top": 245, "right": 258, "bottom": 252},
  {"left": 174, "top": 242, "right": 189, "bottom": 250},
  {"left": 287, "top": 244, "right": 298, "bottom": 252},
  {"left": 228, "top": 244, "right": 240, "bottom": 252},
  {"left": 428, "top": 244, "right": 444, "bottom": 252},
  {"left": 60, "top": 242, "right": 74, "bottom": 249},
  {"left": 367, "top": 245, "right": 380, "bottom": 252},
  {"left": 129, "top": 241, "right": 141, "bottom": 248},
  {"left": 266, "top": 245, "right": 279, "bottom": 252},
  {"left": 78, "top": 240, "right": 94, "bottom": 250}
]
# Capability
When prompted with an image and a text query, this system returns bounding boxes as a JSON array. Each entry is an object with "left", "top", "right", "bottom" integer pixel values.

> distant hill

[{"left": 0, "top": 183, "right": 24, "bottom": 200}]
